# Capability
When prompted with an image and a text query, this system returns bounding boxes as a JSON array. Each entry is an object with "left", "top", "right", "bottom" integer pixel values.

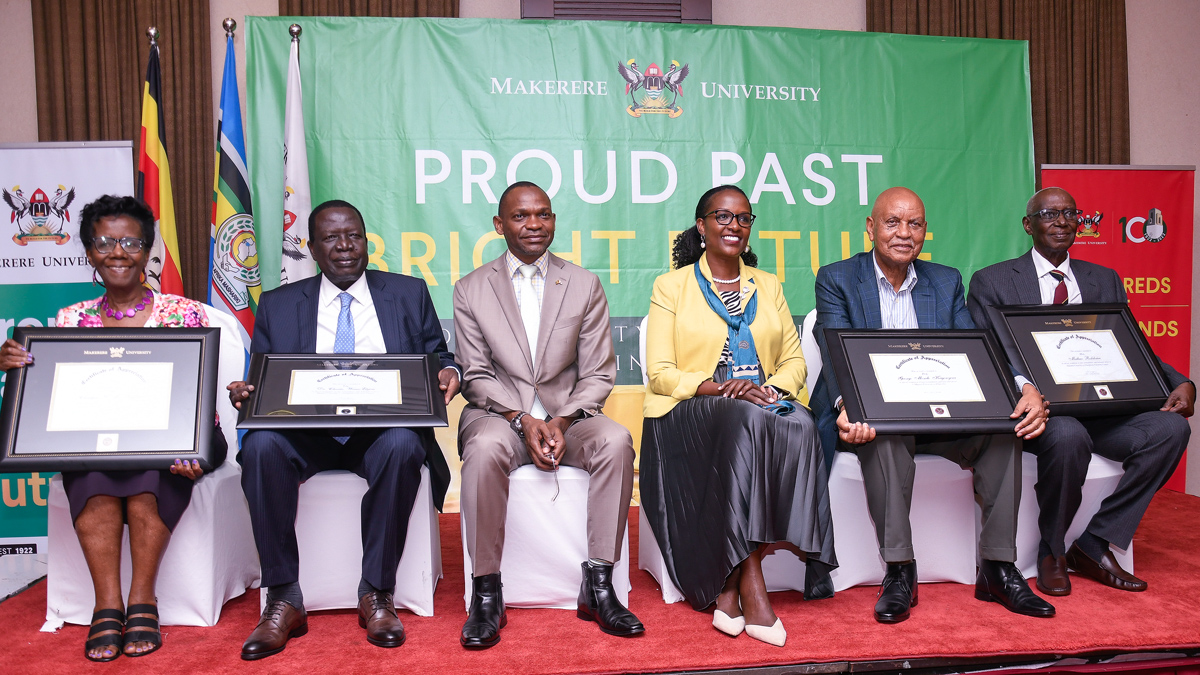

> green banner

[{"left": 246, "top": 17, "right": 1034, "bottom": 382}]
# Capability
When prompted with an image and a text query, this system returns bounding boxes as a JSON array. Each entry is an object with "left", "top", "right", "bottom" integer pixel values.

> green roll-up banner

[{"left": 246, "top": 17, "right": 1034, "bottom": 384}]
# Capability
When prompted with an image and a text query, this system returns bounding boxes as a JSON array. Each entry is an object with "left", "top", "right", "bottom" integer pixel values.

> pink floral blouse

[{"left": 56, "top": 292, "right": 209, "bottom": 329}]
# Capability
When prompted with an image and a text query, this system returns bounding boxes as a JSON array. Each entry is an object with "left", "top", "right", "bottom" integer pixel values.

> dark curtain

[
  {"left": 32, "top": 1, "right": 214, "bottom": 301},
  {"left": 867, "top": 0, "right": 1130, "bottom": 179},
  {"left": 279, "top": 0, "right": 459, "bottom": 16}
]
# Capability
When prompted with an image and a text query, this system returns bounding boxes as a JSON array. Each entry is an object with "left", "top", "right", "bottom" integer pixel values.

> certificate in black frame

[
  {"left": 0, "top": 327, "right": 220, "bottom": 472},
  {"left": 236, "top": 353, "right": 449, "bottom": 430},
  {"left": 823, "top": 329, "right": 1021, "bottom": 435},
  {"left": 985, "top": 303, "right": 1170, "bottom": 418}
]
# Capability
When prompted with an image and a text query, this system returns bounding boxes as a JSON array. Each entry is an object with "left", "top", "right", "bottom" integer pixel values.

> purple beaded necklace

[{"left": 101, "top": 288, "right": 153, "bottom": 319}]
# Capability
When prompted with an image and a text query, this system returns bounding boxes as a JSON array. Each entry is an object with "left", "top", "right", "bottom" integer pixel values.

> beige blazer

[{"left": 453, "top": 253, "right": 616, "bottom": 437}]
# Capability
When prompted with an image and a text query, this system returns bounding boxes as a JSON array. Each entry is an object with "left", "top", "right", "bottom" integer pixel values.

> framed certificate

[
  {"left": 823, "top": 329, "right": 1021, "bottom": 435},
  {"left": 236, "top": 353, "right": 449, "bottom": 429},
  {"left": 0, "top": 327, "right": 220, "bottom": 472},
  {"left": 985, "top": 303, "right": 1170, "bottom": 417}
]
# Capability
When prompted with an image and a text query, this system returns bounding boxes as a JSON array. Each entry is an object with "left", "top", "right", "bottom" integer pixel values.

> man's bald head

[
  {"left": 1026, "top": 187, "right": 1074, "bottom": 216},
  {"left": 497, "top": 181, "right": 549, "bottom": 216},
  {"left": 872, "top": 186, "right": 925, "bottom": 221}
]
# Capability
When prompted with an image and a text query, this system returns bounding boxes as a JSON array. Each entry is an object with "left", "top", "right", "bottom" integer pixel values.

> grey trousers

[
  {"left": 459, "top": 413, "right": 635, "bottom": 577},
  {"left": 848, "top": 433, "right": 1021, "bottom": 563}
]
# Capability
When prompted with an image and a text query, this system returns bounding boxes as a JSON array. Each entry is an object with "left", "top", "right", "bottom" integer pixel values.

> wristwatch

[{"left": 510, "top": 411, "right": 528, "bottom": 437}]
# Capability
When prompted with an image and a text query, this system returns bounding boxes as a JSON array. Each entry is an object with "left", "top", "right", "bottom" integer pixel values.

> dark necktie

[{"left": 1049, "top": 269, "right": 1068, "bottom": 305}]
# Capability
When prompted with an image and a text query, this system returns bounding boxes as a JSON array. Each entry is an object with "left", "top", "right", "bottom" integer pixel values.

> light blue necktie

[
  {"left": 332, "top": 292, "right": 354, "bottom": 444},
  {"left": 334, "top": 292, "right": 355, "bottom": 353}
]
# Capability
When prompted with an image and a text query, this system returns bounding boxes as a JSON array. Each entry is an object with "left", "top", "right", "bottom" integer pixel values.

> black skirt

[
  {"left": 640, "top": 396, "right": 837, "bottom": 610},
  {"left": 61, "top": 421, "right": 228, "bottom": 532}
]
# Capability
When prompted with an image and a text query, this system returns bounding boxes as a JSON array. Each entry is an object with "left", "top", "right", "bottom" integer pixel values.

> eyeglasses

[
  {"left": 90, "top": 236, "right": 146, "bottom": 254},
  {"left": 704, "top": 209, "right": 756, "bottom": 227},
  {"left": 1030, "top": 208, "right": 1083, "bottom": 223}
]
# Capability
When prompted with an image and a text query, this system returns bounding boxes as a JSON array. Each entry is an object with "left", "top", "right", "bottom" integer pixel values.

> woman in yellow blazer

[{"left": 641, "top": 185, "right": 835, "bottom": 647}]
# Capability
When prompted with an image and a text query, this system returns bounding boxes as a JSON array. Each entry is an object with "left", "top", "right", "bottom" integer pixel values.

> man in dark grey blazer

[
  {"left": 813, "top": 187, "right": 1054, "bottom": 624},
  {"left": 968, "top": 187, "right": 1194, "bottom": 597},
  {"left": 228, "top": 201, "right": 460, "bottom": 659}
]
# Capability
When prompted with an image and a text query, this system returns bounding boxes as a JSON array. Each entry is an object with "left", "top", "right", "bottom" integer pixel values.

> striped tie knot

[
  {"left": 1048, "top": 270, "right": 1066, "bottom": 282},
  {"left": 1048, "top": 269, "right": 1068, "bottom": 305}
]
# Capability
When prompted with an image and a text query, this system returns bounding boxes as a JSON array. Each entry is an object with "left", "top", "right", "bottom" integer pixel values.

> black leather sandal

[
  {"left": 84, "top": 608, "right": 125, "bottom": 662},
  {"left": 122, "top": 603, "right": 162, "bottom": 657}
]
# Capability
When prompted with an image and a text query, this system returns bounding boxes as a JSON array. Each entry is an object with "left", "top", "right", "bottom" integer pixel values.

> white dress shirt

[
  {"left": 1031, "top": 249, "right": 1082, "bottom": 305},
  {"left": 315, "top": 273, "right": 387, "bottom": 354},
  {"left": 873, "top": 255, "right": 920, "bottom": 329}
]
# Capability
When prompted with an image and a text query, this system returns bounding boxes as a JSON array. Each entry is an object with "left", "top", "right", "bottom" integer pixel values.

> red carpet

[{"left": 5, "top": 492, "right": 1200, "bottom": 674}]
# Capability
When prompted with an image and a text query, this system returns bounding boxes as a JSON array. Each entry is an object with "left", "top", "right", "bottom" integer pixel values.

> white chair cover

[
  {"left": 42, "top": 304, "right": 259, "bottom": 630},
  {"left": 260, "top": 465, "right": 441, "bottom": 616},
  {"left": 996, "top": 452, "right": 1132, "bottom": 578},
  {"left": 462, "top": 465, "right": 630, "bottom": 611}
]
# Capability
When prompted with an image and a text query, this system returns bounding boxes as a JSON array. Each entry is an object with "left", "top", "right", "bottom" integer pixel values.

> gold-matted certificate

[
  {"left": 1031, "top": 329, "right": 1137, "bottom": 385},
  {"left": 46, "top": 362, "right": 174, "bottom": 431},
  {"left": 287, "top": 369, "right": 403, "bottom": 406},
  {"left": 868, "top": 352, "right": 986, "bottom": 403}
]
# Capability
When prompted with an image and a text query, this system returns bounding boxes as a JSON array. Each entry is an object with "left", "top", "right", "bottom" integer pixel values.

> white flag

[{"left": 280, "top": 33, "right": 316, "bottom": 285}]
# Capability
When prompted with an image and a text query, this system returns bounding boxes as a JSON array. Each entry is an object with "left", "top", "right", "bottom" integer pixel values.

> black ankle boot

[
  {"left": 874, "top": 561, "right": 918, "bottom": 623},
  {"left": 461, "top": 573, "right": 506, "bottom": 649},
  {"left": 576, "top": 562, "right": 645, "bottom": 637}
]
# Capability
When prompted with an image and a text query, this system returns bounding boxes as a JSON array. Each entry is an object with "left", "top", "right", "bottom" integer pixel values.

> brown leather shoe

[
  {"left": 1036, "top": 554, "right": 1071, "bottom": 596},
  {"left": 242, "top": 599, "right": 308, "bottom": 661},
  {"left": 358, "top": 591, "right": 406, "bottom": 648},
  {"left": 1066, "top": 543, "right": 1147, "bottom": 592}
]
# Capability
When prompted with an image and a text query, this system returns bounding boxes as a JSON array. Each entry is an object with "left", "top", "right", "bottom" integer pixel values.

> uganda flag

[
  {"left": 208, "top": 32, "right": 260, "bottom": 345},
  {"left": 136, "top": 40, "right": 184, "bottom": 296}
]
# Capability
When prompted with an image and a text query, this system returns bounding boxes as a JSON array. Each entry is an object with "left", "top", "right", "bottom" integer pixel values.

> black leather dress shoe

[
  {"left": 975, "top": 559, "right": 1055, "bottom": 617},
  {"left": 874, "top": 561, "right": 917, "bottom": 623},
  {"left": 577, "top": 562, "right": 645, "bottom": 637},
  {"left": 241, "top": 599, "right": 308, "bottom": 661},
  {"left": 1036, "top": 554, "right": 1071, "bottom": 596},
  {"left": 804, "top": 564, "right": 835, "bottom": 601},
  {"left": 1066, "top": 543, "right": 1147, "bottom": 592},
  {"left": 461, "top": 573, "right": 506, "bottom": 649},
  {"left": 358, "top": 591, "right": 405, "bottom": 648}
]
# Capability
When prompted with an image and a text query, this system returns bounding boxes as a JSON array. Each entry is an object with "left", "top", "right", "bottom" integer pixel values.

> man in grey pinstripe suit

[
  {"left": 968, "top": 187, "right": 1194, "bottom": 598},
  {"left": 812, "top": 187, "right": 1055, "bottom": 624}
]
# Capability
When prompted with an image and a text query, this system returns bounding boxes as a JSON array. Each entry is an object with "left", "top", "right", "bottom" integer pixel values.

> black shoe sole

[
  {"left": 576, "top": 608, "right": 645, "bottom": 637},
  {"left": 241, "top": 624, "right": 308, "bottom": 661},
  {"left": 366, "top": 634, "right": 406, "bottom": 648}
]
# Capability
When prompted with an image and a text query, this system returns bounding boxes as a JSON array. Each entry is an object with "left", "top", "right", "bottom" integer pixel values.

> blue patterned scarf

[{"left": 693, "top": 263, "right": 794, "bottom": 415}]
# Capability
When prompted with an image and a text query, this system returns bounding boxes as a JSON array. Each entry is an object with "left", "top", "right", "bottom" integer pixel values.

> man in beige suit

[{"left": 453, "top": 181, "right": 643, "bottom": 649}]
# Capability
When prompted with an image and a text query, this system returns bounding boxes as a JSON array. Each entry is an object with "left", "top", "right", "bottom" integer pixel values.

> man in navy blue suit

[
  {"left": 811, "top": 187, "right": 1054, "bottom": 624},
  {"left": 968, "top": 187, "right": 1193, "bottom": 597},
  {"left": 227, "top": 201, "right": 459, "bottom": 659}
]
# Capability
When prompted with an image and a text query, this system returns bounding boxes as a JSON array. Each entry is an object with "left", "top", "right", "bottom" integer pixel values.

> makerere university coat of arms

[
  {"left": 4, "top": 184, "right": 75, "bottom": 245},
  {"left": 617, "top": 59, "right": 689, "bottom": 118}
]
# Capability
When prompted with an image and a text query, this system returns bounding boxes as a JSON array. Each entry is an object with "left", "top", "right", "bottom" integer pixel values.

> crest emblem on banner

[
  {"left": 212, "top": 213, "right": 260, "bottom": 310},
  {"left": 1120, "top": 208, "right": 1167, "bottom": 243},
  {"left": 617, "top": 58, "right": 689, "bottom": 118},
  {"left": 4, "top": 184, "right": 75, "bottom": 245},
  {"left": 281, "top": 185, "right": 307, "bottom": 261},
  {"left": 1077, "top": 211, "right": 1102, "bottom": 238}
]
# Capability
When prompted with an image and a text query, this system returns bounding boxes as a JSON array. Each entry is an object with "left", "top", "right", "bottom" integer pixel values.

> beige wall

[
  {"left": 713, "top": 0, "right": 865, "bottom": 31},
  {"left": 1126, "top": 0, "right": 1200, "bottom": 495},
  {"left": 460, "top": 0, "right": 520, "bottom": 19},
  {"left": 0, "top": 0, "right": 37, "bottom": 142}
]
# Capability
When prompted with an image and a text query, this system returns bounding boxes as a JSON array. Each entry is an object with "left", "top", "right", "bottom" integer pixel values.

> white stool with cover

[
  {"left": 462, "top": 464, "right": 631, "bottom": 610},
  {"left": 43, "top": 304, "right": 259, "bottom": 629},
  {"left": 262, "top": 465, "right": 441, "bottom": 616},
  {"left": 993, "top": 452, "right": 1132, "bottom": 579}
]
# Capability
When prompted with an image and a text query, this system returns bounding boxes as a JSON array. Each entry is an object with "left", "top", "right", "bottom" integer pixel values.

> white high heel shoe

[
  {"left": 712, "top": 609, "right": 745, "bottom": 637},
  {"left": 745, "top": 618, "right": 786, "bottom": 647}
]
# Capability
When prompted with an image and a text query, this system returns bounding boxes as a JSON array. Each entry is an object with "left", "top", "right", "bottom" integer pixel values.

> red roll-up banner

[{"left": 1041, "top": 165, "right": 1195, "bottom": 491}]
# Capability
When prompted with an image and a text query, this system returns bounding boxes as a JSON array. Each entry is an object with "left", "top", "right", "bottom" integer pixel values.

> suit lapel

[
  {"left": 534, "top": 255, "right": 570, "bottom": 377},
  {"left": 366, "top": 272, "right": 402, "bottom": 352},
  {"left": 486, "top": 260, "right": 535, "bottom": 373},
  {"left": 1073, "top": 259, "right": 1102, "bottom": 302},
  {"left": 912, "top": 276, "right": 935, "bottom": 328},
  {"left": 1012, "top": 251, "right": 1043, "bottom": 304},
  {"left": 856, "top": 253, "right": 883, "bottom": 329},
  {"left": 299, "top": 276, "right": 320, "bottom": 352}
]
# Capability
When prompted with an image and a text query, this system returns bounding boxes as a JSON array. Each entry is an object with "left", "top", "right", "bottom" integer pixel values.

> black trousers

[
  {"left": 1024, "top": 411, "right": 1189, "bottom": 556},
  {"left": 239, "top": 427, "right": 426, "bottom": 591}
]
